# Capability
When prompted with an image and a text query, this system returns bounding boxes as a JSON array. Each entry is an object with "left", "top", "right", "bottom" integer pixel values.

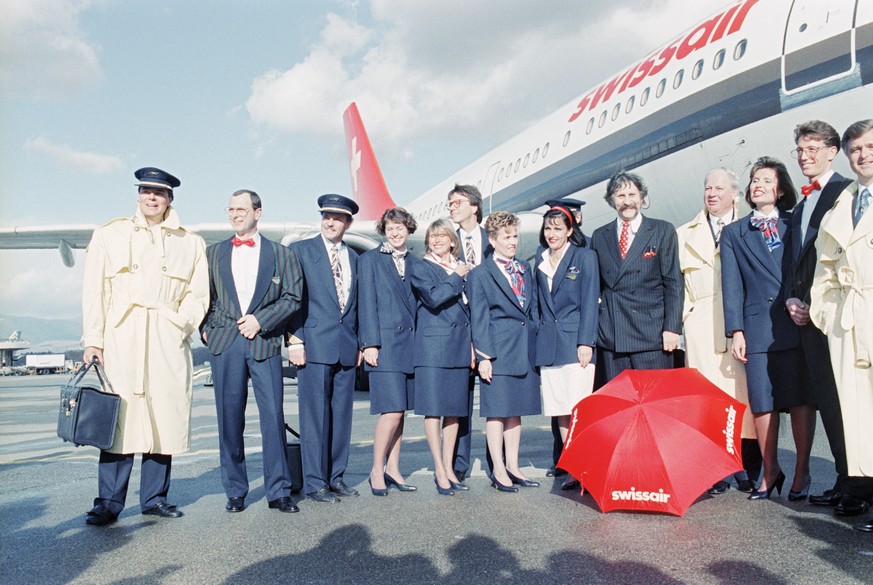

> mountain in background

[{"left": 0, "top": 313, "right": 82, "bottom": 351}]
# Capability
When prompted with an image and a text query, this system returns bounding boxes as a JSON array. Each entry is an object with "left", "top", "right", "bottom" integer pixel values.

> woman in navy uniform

[
  {"left": 360, "top": 208, "right": 419, "bottom": 496},
  {"left": 721, "top": 156, "right": 807, "bottom": 500},
  {"left": 469, "top": 211, "right": 541, "bottom": 493},
  {"left": 534, "top": 205, "right": 599, "bottom": 490},
  {"left": 409, "top": 219, "right": 473, "bottom": 496}
]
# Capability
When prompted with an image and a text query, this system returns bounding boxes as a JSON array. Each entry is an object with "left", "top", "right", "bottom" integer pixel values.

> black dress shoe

[
  {"left": 454, "top": 469, "right": 467, "bottom": 482},
  {"left": 810, "top": 490, "right": 843, "bottom": 506},
  {"left": 561, "top": 478, "right": 580, "bottom": 491},
  {"left": 507, "top": 471, "right": 540, "bottom": 488},
  {"left": 737, "top": 479, "right": 756, "bottom": 493},
  {"left": 307, "top": 487, "right": 340, "bottom": 503},
  {"left": 708, "top": 480, "right": 730, "bottom": 495},
  {"left": 85, "top": 505, "right": 117, "bottom": 526},
  {"left": 329, "top": 481, "right": 359, "bottom": 497},
  {"left": 268, "top": 496, "right": 300, "bottom": 513},
  {"left": 225, "top": 497, "right": 245, "bottom": 512},
  {"left": 545, "top": 465, "right": 557, "bottom": 478},
  {"left": 142, "top": 502, "right": 183, "bottom": 518},
  {"left": 855, "top": 516, "right": 873, "bottom": 533},
  {"left": 553, "top": 467, "right": 568, "bottom": 477},
  {"left": 835, "top": 495, "right": 871, "bottom": 517}
]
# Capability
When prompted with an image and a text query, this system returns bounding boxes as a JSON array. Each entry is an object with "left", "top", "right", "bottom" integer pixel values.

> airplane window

[
  {"left": 625, "top": 95, "right": 635, "bottom": 114},
  {"left": 656, "top": 78, "right": 666, "bottom": 98},
  {"left": 692, "top": 59, "right": 704, "bottom": 80},
  {"left": 524, "top": 153, "right": 530, "bottom": 167},
  {"left": 598, "top": 110, "right": 607, "bottom": 127},
  {"left": 586, "top": 117, "right": 594, "bottom": 134},
  {"left": 673, "top": 69, "right": 684, "bottom": 89},
  {"left": 533, "top": 147, "right": 540, "bottom": 163},
  {"left": 514, "top": 158, "right": 521, "bottom": 172},
  {"left": 734, "top": 39, "right": 747, "bottom": 61},
  {"left": 611, "top": 103, "right": 620, "bottom": 121},
  {"left": 640, "top": 87, "right": 650, "bottom": 107},
  {"left": 498, "top": 167, "right": 504, "bottom": 182},
  {"left": 543, "top": 142, "right": 550, "bottom": 158},
  {"left": 563, "top": 130, "right": 571, "bottom": 147},
  {"left": 713, "top": 48, "right": 725, "bottom": 70}
]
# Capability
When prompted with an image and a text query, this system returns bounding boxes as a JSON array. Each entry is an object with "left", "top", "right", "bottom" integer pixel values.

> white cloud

[
  {"left": 0, "top": 250, "right": 84, "bottom": 319},
  {"left": 24, "top": 137, "right": 124, "bottom": 173},
  {"left": 0, "top": 0, "right": 102, "bottom": 100}
]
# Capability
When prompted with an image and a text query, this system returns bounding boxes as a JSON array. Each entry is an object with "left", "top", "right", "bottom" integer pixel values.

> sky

[{"left": 0, "top": 0, "right": 728, "bottom": 321}]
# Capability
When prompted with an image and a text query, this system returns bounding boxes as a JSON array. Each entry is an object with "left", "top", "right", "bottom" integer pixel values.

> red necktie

[
  {"left": 232, "top": 236, "right": 255, "bottom": 247},
  {"left": 801, "top": 179, "right": 821, "bottom": 197},
  {"left": 619, "top": 221, "right": 630, "bottom": 259}
]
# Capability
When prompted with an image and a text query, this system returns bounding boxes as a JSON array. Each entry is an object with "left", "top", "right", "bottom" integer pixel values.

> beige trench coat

[
  {"left": 82, "top": 207, "right": 209, "bottom": 454},
  {"left": 677, "top": 209, "right": 755, "bottom": 438},
  {"left": 810, "top": 183, "right": 873, "bottom": 477}
]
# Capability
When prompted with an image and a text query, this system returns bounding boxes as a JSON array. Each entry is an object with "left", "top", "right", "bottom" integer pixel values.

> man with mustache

[{"left": 590, "top": 171, "right": 683, "bottom": 382}]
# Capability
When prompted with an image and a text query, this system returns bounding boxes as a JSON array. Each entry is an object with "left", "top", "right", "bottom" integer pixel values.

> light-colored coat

[
  {"left": 677, "top": 209, "right": 754, "bottom": 438},
  {"left": 82, "top": 207, "right": 209, "bottom": 455},
  {"left": 810, "top": 182, "right": 873, "bottom": 477}
]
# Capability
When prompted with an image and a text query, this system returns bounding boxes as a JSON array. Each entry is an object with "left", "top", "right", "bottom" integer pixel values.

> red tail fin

[{"left": 343, "top": 102, "right": 397, "bottom": 221}]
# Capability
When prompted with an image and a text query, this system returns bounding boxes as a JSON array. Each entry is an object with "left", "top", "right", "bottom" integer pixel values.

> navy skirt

[
  {"left": 745, "top": 347, "right": 807, "bottom": 413},
  {"left": 368, "top": 371, "right": 414, "bottom": 414},
  {"left": 480, "top": 369, "right": 542, "bottom": 418},
  {"left": 413, "top": 366, "right": 469, "bottom": 417}
]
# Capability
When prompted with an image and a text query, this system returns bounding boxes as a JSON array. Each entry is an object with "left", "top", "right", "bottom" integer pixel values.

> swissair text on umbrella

[
  {"left": 724, "top": 405, "right": 737, "bottom": 455},
  {"left": 610, "top": 488, "right": 672, "bottom": 503}
]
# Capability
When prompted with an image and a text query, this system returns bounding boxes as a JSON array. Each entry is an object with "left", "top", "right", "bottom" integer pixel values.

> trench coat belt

[
  {"left": 836, "top": 267, "right": 873, "bottom": 369},
  {"left": 113, "top": 295, "right": 186, "bottom": 394}
]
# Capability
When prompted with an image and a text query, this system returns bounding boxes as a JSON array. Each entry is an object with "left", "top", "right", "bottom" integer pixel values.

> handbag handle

[{"left": 68, "top": 357, "right": 116, "bottom": 395}]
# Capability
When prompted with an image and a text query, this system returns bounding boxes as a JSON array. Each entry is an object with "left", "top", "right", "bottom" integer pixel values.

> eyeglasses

[
  {"left": 447, "top": 199, "right": 468, "bottom": 209},
  {"left": 429, "top": 233, "right": 452, "bottom": 240},
  {"left": 226, "top": 208, "right": 253, "bottom": 217},
  {"left": 790, "top": 146, "right": 824, "bottom": 159}
]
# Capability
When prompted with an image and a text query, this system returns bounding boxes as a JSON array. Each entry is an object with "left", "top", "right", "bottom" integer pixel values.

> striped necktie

[
  {"left": 855, "top": 187, "right": 871, "bottom": 227},
  {"left": 465, "top": 235, "right": 476, "bottom": 266},
  {"left": 330, "top": 244, "right": 345, "bottom": 311}
]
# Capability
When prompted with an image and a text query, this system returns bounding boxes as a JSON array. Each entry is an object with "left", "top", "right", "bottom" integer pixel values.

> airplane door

[
  {"left": 481, "top": 162, "right": 501, "bottom": 213},
  {"left": 782, "top": 0, "right": 857, "bottom": 94}
]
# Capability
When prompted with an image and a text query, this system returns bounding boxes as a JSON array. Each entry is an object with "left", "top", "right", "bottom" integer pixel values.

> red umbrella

[{"left": 558, "top": 368, "right": 745, "bottom": 516}]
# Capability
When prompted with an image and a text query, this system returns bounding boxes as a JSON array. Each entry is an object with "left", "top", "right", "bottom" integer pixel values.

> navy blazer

[
  {"left": 590, "top": 216, "right": 683, "bottom": 353},
  {"left": 469, "top": 257, "right": 538, "bottom": 375},
  {"left": 534, "top": 244, "right": 599, "bottom": 367},
  {"left": 408, "top": 257, "right": 472, "bottom": 369},
  {"left": 287, "top": 235, "right": 359, "bottom": 367},
  {"left": 358, "top": 247, "right": 416, "bottom": 373},
  {"left": 203, "top": 236, "right": 303, "bottom": 360},
  {"left": 720, "top": 212, "right": 799, "bottom": 354}
]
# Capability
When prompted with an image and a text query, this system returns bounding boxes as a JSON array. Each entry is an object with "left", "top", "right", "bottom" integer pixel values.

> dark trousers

[
  {"left": 96, "top": 451, "right": 172, "bottom": 515},
  {"left": 452, "top": 374, "right": 476, "bottom": 475},
  {"left": 599, "top": 348, "right": 674, "bottom": 383},
  {"left": 551, "top": 417, "right": 563, "bottom": 467},
  {"left": 212, "top": 335, "right": 291, "bottom": 502},
  {"left": 297, "top": 361, "right": 355, "bottom": 494}
]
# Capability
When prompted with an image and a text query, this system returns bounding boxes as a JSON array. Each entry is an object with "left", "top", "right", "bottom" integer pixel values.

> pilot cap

[
  {"left": 134, "top": 167, "right": 181, "bottom": 190},
  {"left": 545, "top": 197, "right": 586, "bottom": 212},
  {"left": 317, "top": 194, "right": 359, "bottom": 216}
]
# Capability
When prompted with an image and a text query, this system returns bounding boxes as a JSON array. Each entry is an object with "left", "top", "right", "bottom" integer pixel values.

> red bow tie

[
  {"left": 232, "top": 236, "right": 255, "bottom": 247},
  {"left": 801, "top": 180, "right": 821, "bottom": 197}
]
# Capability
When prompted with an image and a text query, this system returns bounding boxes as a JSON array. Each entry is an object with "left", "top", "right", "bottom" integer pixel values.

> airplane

[{"left": 1, "top": 0, "right": 870, "bottom": 263}]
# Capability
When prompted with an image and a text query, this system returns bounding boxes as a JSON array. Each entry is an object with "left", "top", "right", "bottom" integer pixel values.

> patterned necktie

[
  {"left": 330, "top": 244, "right": 345, "bottom": 311},
  {"left": 465, "top": 235, "right": 476, "bottom": 266},
  {"left": 750, "top": 216, "right": 782, "bottom": 251},
  {"left": 855, "top": 187, "right": 871, "bottom": 227},
  {"left": 497, "top": 258, "right": 526, "bottom": 306},
  {"left": 232, "top": 236, "right": 255, "bottom": 247},
  {"left": 618, "top": 220, "right": 630, "bottom": 259},
  {"left": 381, "top": 242, "right": 406, "bottom": 277},
  {"left": 714, "top": 218, "right": 725, "bottom": 245},
  {"left": 800, "top": 179, "right": 821, "bottom": 197}
]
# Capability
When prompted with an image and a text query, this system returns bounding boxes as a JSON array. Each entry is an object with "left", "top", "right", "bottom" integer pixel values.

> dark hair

[
  {"left": 376, "top": 207, "right": 417, "bottom": 235},
  {"left": 794, "top": 120, "right": 840, "bottom": 152},
  {"left": 604, "top": 171, "right": 648, "bottom": 208},
  {"left": 744, "top": 156, "right": 797, "bottom": 212},
  {"left": 232, "top": 189, "right": 262, "bottom": 210},
  {"left": 447, "top": 184, "right": 483, "bottom": 223},
  {"left": 841, "top": 119, "right": 873, "bottom": 153},
  {"left": 539, "top": 207, "right": 585, "bottom": 248},
  {"left": 424, "top": 218, "right": 460, "bottom": 258}
]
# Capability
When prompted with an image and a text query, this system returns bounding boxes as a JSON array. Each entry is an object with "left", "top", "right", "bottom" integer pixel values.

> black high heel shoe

[
  {"left": 434, "top": 476, "right": 455, "bottom": 496},
  {"left": 507, "top": 471, "right": 540, "bottom": 488},
  {"left": 491, "top": 478, "right": 519, "bottom": 493},
  {"left": 748, "top": 471, "right": 785, "bottom": 501},
  {"left": 368, "top": 478, "right": 388, "bottom": 497},
  {"left": 788, "top": 475, "right": 812, "bottom": 502},
  {"left": 384, "top": 473, "right": 417, "bottom": 492}
]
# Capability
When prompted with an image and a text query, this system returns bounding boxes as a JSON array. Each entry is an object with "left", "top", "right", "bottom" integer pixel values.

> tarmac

[{"left": 1, "top": 373, "right": 871, "bottom": 585}]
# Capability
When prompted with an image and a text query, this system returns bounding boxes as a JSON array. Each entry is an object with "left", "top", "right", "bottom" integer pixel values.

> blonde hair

[{"left": 425, "top": 218, "right": 461, "bottom": 258}]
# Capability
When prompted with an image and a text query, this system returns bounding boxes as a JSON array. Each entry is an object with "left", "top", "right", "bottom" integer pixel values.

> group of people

[{"left": 79, "top": 117, "right": 872, "bottom": 534}]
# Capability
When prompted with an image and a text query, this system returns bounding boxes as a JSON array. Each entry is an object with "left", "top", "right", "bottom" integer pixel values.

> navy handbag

[{"left": 57, "top": 358, "right": 120, "bottom": 450}]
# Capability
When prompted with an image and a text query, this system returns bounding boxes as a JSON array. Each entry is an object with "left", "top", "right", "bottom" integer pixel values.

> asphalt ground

[{"left": 1, "top": 373, "right": 871, "bottom": 584}]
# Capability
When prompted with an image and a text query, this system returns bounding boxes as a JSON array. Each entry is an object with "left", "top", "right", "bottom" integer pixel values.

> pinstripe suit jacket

[
  {"left": 287, "top": 235, "right": 360, "bottom": 367},
  {"left": 591, "top": 216, "right": 683, "bottom": 353},
  {"left": 203, "top": 235, "right": 303, "bottom": 360},
  {"left": 358, "top": 248, "right": 416, "bottom": 373}
]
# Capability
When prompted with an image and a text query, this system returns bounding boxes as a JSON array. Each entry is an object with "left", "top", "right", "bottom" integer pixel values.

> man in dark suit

[
  {"left": 448, "top": 184, "right": 492, "bottom": 481},
  {"left": 590, "top": 171, "right": 683, "bottom": 382},
  {"left": 783, "top": 121, "right": 858, "bottom": 511},
  {"left": 288, "top": 195, "right": 360, "bottom": 503},
  {"left": 203, "top": 189, "right": 303, "bottom": 514}
]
